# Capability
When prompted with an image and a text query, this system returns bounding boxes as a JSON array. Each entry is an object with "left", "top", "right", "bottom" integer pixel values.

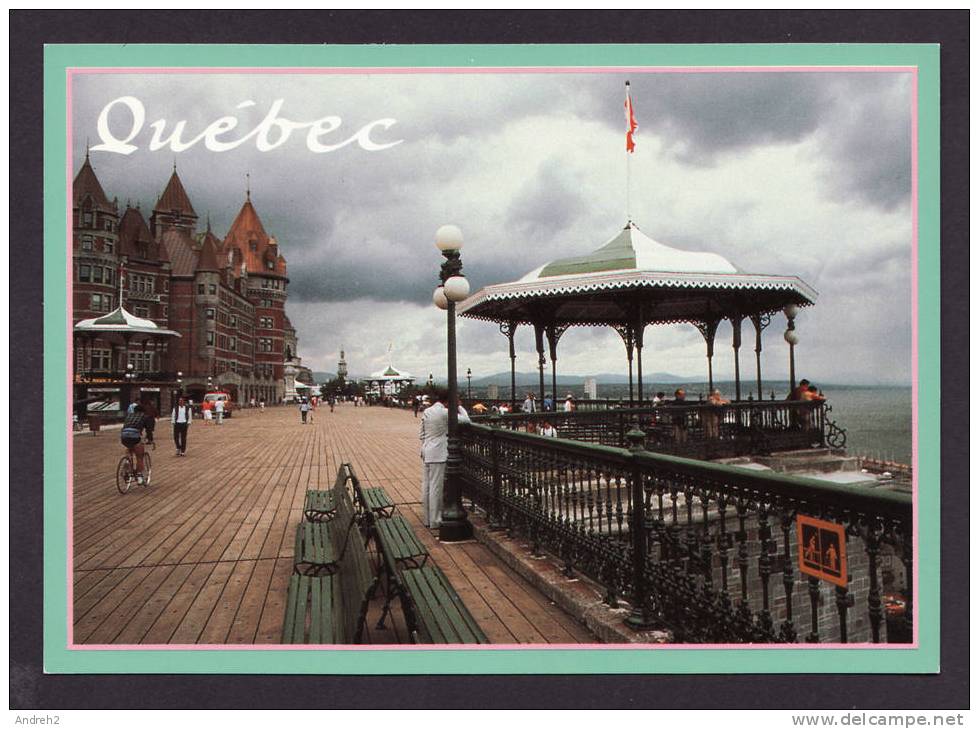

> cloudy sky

[{"left": 71, "top": 70, "right": 913, "bottom": 386}]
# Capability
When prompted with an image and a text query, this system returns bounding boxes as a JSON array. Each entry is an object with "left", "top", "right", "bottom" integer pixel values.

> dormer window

[
  {"left": 83, "top": 211, "right": 93, "bottom": 226},
  {"left": 81, "top": 235, "right": 93, "bottom": 251},
  {"left": 267, "top": 260, "right": 274, "bottom": 270},
  {"left": 250, "top": 240, "right": 257, "bottom": 251}
]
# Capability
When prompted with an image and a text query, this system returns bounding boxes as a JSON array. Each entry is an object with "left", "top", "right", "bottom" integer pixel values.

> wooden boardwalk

[{"left": 71, "top": 403, "right": 595, "bottom": 645}]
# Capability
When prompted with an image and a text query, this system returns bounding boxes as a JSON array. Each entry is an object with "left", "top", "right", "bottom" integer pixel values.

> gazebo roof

[
  {"left": 459, "top": 222, "right": 817, "bottom": 326},
  {"left": 366, "top": 364, "right": 415, "bottom": 381},
  {"left": 75, "top": 306, "right": 181, "bottom": 339}
]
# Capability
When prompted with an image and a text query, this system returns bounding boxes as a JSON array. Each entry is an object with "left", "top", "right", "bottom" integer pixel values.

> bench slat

[{"left": 403, "top": 566, "right": 487, "bottom": 644}]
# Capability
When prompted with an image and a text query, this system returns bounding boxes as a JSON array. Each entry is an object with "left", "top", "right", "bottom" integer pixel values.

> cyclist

[{"left": 120, "top": 402, "right": 149, "bottom": 485}]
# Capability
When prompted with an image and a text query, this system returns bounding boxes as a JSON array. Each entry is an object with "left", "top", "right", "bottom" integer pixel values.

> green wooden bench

[
  {"left": 282, "top": 477, "right": 378, "bottom": 644},
  {"left": 349, "top": 467, "right": 396, "bottom": 521},
  {"left": 302, "top": 462, "right": 353, "bottom": 522},
  {"left": 294, "top": 464, "right": 357, "bottom": 576},
  {"left": 375, "top": 514, "right": 429, "bottom": 569},
  {"left": 400, "top": 564, "right": 489, "bottom": 644}
]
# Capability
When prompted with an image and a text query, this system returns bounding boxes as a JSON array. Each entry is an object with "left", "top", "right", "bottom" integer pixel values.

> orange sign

[{"left": 797, "top": 515, "right": 848, "bottom": 587}]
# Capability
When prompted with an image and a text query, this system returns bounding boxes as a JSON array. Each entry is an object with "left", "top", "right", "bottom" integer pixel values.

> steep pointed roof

[
  {"left": 73, "top": 154, "right": 114, "bottom": 211},
  {"left": 196, "top": 234, "right": 222, "bottom": 272},
  {"left": 118, "top": 206, "right": 155, "bottom": 258},
  {"left": 223, "top": 196, "right": 274, "bottom": 274},
  {"left": 160, "top": 228, "right": 199, "bottom": 276},
  {"left": 154, "top": 168, "right": 197, "bottom": 218}
]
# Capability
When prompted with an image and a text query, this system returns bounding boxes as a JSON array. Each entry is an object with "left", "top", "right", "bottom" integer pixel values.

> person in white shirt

[
  {"left": 214, "top": 397, "right": 225, "bottom": 425},
  {"left": 539, "top": 421, "right": 557, "bottom": 438},
  {"left": 419, "top": 391, "right": 471, "bottom": 529},
  {"left": 563, "top": 395, "right": 576, "bottom": 412},
  {"left": 521, "top": 393, "right": 536, "bottom": 413},
  {"left": 171, "top": 396, "right": 192, "bottom": 456}
]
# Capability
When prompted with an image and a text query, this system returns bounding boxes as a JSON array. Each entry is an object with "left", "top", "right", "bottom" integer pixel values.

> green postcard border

[{"left": 43, "top": 42, "right": 940, "bottom": 675}]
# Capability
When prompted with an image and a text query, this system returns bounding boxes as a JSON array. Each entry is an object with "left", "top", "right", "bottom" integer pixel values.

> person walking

[
  {"left": 563, "top": 394, "right": 576, "bottom": 412},
  {"left": 522, "top": 392, "right": 537, "bottom": 414},
  {"left": 214, "top": 397, "right": 225, "bottom": 425},
  {"left": 171, "top": 396, "right": 192, "bottom": 456},
  {"left": 202, "top": 399, "right": 213, "bottom": 425},
  {"left": 299, "top": 397, "right": 310, "bottom": 424},
  {"left": 142, "top": 398, "right": 158, "bottom": 448},
  {"left": 419, "top": 390, "right": 470, "bottom": 530}
]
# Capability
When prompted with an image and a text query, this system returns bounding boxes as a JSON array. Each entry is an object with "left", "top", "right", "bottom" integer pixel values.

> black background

[{"left": 9, "top": 9, "right": 969, "bottom": 710}]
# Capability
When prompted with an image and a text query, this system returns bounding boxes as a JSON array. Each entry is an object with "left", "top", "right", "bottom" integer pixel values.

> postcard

[{"left": 40, "top": 41, "right": 939, "bottom": 677}]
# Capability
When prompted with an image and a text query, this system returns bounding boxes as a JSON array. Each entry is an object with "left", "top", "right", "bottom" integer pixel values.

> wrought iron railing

[
  {"left": 458, "top": 421, "right": 911, "bottom": 643},
  {"left": 470, "top": 400, "right": 846, "bottom": 459}
]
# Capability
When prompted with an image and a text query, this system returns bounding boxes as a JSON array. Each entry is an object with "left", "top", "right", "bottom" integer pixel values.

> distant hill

[
  {"left": 470, "top": 371, "right": 689, "bottom": 387},
  {"left": 312, "top": 372, "right": 336, "bottom": 383}
]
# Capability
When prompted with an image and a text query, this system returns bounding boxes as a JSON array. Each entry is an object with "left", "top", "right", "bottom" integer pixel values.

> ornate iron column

[
  {"left": 634, "top": 308, "right": 646, "bottom": 407},
  {"left": 613, "top": 324, "right": 635, "bottom": 407},
  {"left": 533, "top": 321, "right": 546, "bottom": 405},
  {"left": 546, "top": 323, "right": 567, "bottom": 409},
  {"left": 499, "top": 321, "right": 518, "bottom": 410},
  {"left": 750, "top": 313, "right": 770, "bottom": 401},
  {"left": 731, "top": 315, "right": 743, "bottom": 401},
  {"left": 695, "top": 318, "right": 720, "bottom": 393}
]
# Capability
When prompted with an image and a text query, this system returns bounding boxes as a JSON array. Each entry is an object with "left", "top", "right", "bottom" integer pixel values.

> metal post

[
  {"left": 731, "top": 315, "right": 743, "bottom": 402},
  {"left": 533, "top": 322, "right": 546, "bottom": 406},
  {"left": 625, "top": 425, "right": 655, "bottom": 630},
  {"left": 440, "top": 249, "right": 472, "bottom": 543},
  {"left": 635, "top": 322, "right": 645, "bottom": 407},
  {"left": 546, "top": 324, "right": 563, "bottom": 411},
  {"left": 500, "top": 321, "right": 517, "bottom": 411},
  {"left": 751, "top": 314, "right": 769, "bottom": 401}
]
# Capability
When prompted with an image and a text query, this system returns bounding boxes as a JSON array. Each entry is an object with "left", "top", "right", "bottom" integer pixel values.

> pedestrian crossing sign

[{"left": 797, "top": 514, "right": 848, "bottom": 587}]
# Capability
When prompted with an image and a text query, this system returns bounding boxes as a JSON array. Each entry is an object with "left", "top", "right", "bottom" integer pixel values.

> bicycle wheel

[
  {"left": 116, "top": 456, "right": 134, "bottom": 494},
  {"left": 142, "top": 453, "right": 153, "bottom": 487}
]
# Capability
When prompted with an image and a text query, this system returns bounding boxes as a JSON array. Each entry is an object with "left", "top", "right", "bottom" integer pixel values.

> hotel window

[
  {"left": 197, "top": 284, "right": 205, "bottom": 295},
  {"left": 105, "top": 268, "right": 114, "bottom": 285},
  {"left": 259, "top": 338, "right": 273, "bottom": 353},
  {"left": 209, "top": 284, "right": 217, "bottom": 295},
  {"left": 90, "top": 293, "right": 102, "bottom": 311},
  {"left": 229, "top": 360, "right": 237, "bottom": 373},
  {"left": 229, "top": 337, "right": 237, "bottom": 352},
  {"left": 134, "top": 305, "right": 150, "bottom": 318},
  {"left": 163, "top": 305, "right": 168, "bottom": 318},
  {"left": 81, "top": 235, "right": 93, "bottom": 251},
  {"left": 230, "top": 315, "right": 237, "bottom": 327},
  {"left": 83, "top": 211, "right": 93, "bottom": 226},
  {"left": 104, "top": 239, "right": 114, "bottom": 253},
  {"left": 92, "top": 267, "right": 103, "bottom": 284},
  {"left": 90, "top": 349, "right": 111, "bottom": 371},
  {"left": 163, "top": 279, "right": 169, "bottom": 292},
  {"left": 105, "top": 220, "right": 113, "bottom": 232},
  {"left": 206, "top": 331, "right": 215, "bottom": 346},
  {"left": 127, "top": 352, "right": 154, "bottom": 372},
  {"left": 206, "top": 308, "right": 215, "bottom": 320},
  {"left": 79, "top": 264, "right": 91, "bottom": 282}
]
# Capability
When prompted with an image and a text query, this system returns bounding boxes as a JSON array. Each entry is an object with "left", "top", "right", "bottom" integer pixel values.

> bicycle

[{"left": 116, "top": 447, "right": 152, "bottom": 494}]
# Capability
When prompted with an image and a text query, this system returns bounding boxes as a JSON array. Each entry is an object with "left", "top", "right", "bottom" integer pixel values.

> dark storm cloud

[{"left": 70, "top": 71, "right": 914, "bottom": 382}]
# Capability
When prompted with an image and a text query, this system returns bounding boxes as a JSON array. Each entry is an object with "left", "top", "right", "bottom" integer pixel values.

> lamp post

[
  {"left": 783, "top": 304, "right": 799, "bottom": 391},
  {"left": 466, "top": 367, "right": 472, "bottom": 402},
  {"left": 433, "top": 224, "right": 472, "bottom": 542},
  {"left": 124, "top": 362, "right": 136, "bottom": 409}
]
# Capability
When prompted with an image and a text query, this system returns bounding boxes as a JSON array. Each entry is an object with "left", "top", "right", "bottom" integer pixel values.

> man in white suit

[{"left": 420, "top": 390, "right": 470, "bottom": 529}]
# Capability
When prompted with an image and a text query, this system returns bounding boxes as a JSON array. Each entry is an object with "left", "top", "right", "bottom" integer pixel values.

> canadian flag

[{"left": 625, "top": 82, "right": 638, "bottom": 153}]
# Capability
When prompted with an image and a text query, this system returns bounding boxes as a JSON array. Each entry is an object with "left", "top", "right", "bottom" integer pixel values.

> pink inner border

[{"left": 64, "top": 64, "right": 920, "bottom": 653}]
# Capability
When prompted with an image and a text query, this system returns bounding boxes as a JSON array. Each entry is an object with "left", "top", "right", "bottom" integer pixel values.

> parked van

[{"left": 203, "top": 391, "right": 234, "bottom": 417}]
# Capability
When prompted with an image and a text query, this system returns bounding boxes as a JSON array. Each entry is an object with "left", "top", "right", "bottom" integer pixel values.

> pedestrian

[
  {"left": 522, "top": 392, "right": 536, "bottom": 413},
  {"left": 419, "top": 390, "right": 470, "bottom": 530},
  {"left": 142, "top": 398, "right": 158, "bottom": 448},
  {"left": 202, "top": 399, "right": 213, "bottom": 425},
  {"left": 672, "top": 388, "right": 688, "bottom": 445},
  {"left": 412, "top": 396, "right": 420, "bottom": 418},
  {"left": 299, "top": 397, "right": 310, "bottom": 424},
  {"left": 653, "top": 391, "right": 666, "bottom": 405},
  {"left": 539, "top": 420, "right": 557, "bottom": 437},
  {"left": 259, "top": 397, "right": 265, "bottom": 412},
  {"left": 563, "top": 394, "right": 576, "bottom": 412},
  {"left": 250, "top": 397, "right": 256, "bottom": 409},
  {"left": 705, "top": 389, "right": 729, "bottom": 439},
  {"left": 543, "top": 393, "right": 553, "bottom": 412},
  {"left": 214, "top": 397, "right": 225, "bottom": 425},
  {"left": 329, "top": 396, "right": 336, "bottom": 412},
  {"left": 171, "top": 396, "right": 192, "bottom": 456}
]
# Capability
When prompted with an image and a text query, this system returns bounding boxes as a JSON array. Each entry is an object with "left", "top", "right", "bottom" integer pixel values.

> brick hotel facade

[{"left": 72, "top": 154, "right": 302, "bottom": 412}]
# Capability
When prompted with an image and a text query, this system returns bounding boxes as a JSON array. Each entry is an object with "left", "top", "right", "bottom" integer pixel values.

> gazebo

[
  {"left": 458, "top": 222, "right": 817, "bottom": 406},
  {"left": 73, "top": 304, "right": 181, "bottom": 416},
  {"left": 361, "top": 364, "right": 416, "bottom": 398}
]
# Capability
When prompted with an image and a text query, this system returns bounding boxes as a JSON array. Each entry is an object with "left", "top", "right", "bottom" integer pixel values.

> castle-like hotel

[{"left": 72, "top": 153, "right": 309, "bottom": 413}]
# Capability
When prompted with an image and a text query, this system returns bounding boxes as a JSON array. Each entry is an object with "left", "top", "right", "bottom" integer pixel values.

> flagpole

[{"left": 625, "top": 80, "right": 634, "bottom": 225}]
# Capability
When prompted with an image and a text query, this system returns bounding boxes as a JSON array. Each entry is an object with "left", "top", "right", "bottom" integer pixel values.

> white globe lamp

[{"left": 435, "top": 224, "right": 464, "bottom": 252}]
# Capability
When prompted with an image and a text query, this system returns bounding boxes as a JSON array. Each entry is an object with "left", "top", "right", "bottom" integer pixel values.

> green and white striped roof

[
  {"left": 74, "top": 306, "right": 180, "bottom": 338},
  {"left": 459, "top": 222, "right": 817, "bottom": 326}
]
